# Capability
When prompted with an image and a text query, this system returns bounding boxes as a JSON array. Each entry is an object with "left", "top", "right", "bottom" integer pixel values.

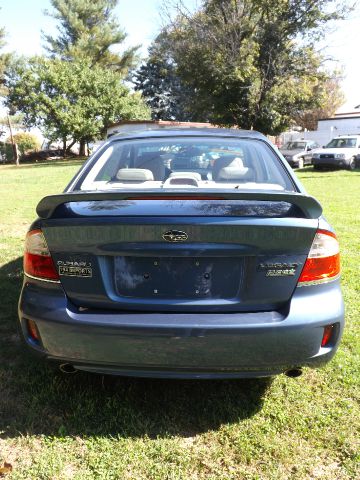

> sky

[{"left": 0, "top": 0, "right": 359, "bottom": 112}]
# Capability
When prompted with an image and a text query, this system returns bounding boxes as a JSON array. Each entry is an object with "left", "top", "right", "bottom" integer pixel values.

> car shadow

[{"left": 0, "top": 257, "right": 272, "bottom": 440}]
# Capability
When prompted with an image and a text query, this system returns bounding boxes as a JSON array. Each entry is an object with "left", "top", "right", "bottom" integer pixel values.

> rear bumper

[{"left": 18, "top": 278, "right": 344, "bottom": 378}]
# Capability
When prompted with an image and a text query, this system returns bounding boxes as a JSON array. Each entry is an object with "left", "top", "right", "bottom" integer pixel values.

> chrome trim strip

[
  {"left": 25, "top": 273, "right": 61, "bottom": 284},
  {"left": 297, "top": 273, "right": 340, "bottom": 287}
]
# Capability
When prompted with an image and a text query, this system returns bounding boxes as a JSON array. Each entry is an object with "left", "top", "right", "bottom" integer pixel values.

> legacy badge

[{"left": 258, "top": 262, "right": 299, "bottom": 277}]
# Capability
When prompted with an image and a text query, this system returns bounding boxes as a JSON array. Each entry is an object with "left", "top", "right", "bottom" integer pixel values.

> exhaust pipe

[
  {"left": 284, "top": 368, "right": 303, "bottom": 378},
  {"left": 59, "top": 363, "right": 78, "bottom": 374}
]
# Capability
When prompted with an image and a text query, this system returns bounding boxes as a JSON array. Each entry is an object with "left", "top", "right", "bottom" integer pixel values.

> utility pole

[{"left": 7, "top": 114, "right": 19, "bottom": 166}]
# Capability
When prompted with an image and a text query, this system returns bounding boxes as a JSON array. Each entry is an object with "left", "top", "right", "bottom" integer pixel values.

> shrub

[
  {"left": 0, "top": 142, "right": 15, "bottom": 162},
  {"left": 6, "top": 132, "right": 41, "bottom": 156}
]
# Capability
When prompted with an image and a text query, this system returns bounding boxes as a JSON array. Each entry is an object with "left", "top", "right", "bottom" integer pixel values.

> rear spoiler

[{"left": 36, "top": 189, "right": 322, "bottom": 220}]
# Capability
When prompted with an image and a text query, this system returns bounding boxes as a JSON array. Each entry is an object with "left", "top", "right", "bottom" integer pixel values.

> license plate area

[{"left": 114, "top": 256, "right": 242, "bottom": 299}]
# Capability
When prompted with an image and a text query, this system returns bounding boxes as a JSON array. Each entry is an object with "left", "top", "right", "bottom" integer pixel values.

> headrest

[
  {"left": 218, "top": 165, "right": 252, "bottom": 180},
  {"left": 135, "top": 155, "right": 166, "bottom": 181},
  {"left": 116, "top": 168, "right": 154, "bottom": 182}
]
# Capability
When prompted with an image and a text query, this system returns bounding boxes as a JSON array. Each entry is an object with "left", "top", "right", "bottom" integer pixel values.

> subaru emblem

[{"left": 162, "top": 230, "right": 188, "bottom": 242}]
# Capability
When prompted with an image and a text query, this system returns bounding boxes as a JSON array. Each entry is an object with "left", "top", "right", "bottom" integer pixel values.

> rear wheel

[{"left": 349, "top": 157, "right": 356, "bottom": 171}]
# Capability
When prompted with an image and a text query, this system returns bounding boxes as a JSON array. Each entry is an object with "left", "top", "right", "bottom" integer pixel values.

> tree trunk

[
  {"left": 62, "top": 137, "right": 67, "bottom": 158},
  {"left": 79, "top": 139, "right": 86, "bottom": 157},
  {"left": 14, "top": 144, "right": 20, "bottom": 166},
  {"left": 66, "top": 140, "right": 76, "bottom": 155},
  {"left": 7, "top": 114, "right": 19, "bottom": 166}
]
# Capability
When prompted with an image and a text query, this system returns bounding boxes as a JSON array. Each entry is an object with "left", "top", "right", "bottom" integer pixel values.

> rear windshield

[{"left": 79, "top": 137, "right": 295, "bottom": 191}]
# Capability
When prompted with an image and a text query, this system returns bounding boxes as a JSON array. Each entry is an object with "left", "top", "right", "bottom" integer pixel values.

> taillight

[
  {"left": 24, "top": 229, "right": 60, "bottom": 281},
  {"left": 298, "top": 229, "right": 340, "bottom": 286}
]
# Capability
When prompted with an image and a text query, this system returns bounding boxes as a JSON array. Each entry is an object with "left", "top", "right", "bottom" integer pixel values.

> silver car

[{"left": 280, "top": 140, "right": 320, "bottom": 168}]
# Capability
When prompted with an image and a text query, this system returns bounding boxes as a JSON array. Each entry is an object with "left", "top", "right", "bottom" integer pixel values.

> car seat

[{"left": 135, "top": 153, "right": 166, "bottom": 181}]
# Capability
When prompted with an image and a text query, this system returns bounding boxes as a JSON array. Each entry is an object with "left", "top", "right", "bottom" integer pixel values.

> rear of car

[
  {"left": 18, "top": 129, "right": 344, "bottom": 378},
  {"left": 312, "top": 136, "right": 360, "bottom": 170}
]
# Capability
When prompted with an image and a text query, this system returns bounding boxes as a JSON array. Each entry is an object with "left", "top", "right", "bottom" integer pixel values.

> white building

[{"left": 280, "top": 110, "right": 360, "bottom": 146}]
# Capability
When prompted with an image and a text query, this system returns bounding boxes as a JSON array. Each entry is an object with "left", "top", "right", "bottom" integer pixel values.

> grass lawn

[{"left": 0, "top": 161, "right": 359, "bottom": 479}]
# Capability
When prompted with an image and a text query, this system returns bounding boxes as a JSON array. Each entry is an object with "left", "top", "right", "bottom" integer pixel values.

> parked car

[
  {"left": 312, "top": 135, "right": 360, "bottom": 170},
  {"left": 280, "top": 140, "right": 320, "bottom": 168},
  {"left": 19, "top": 128, "right": 344, "bottom": 379}
]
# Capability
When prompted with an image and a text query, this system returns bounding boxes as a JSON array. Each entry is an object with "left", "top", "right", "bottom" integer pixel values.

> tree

[
  {"left": 0, "top": 25, "right": 6, "bottom": 85},
  {"left": 44, "top": 0, "right": 138, "bottom": 75},
  {"left": 0, "top": 11, "right": 11, "bottom": 96},
  {"left": 134, "top": 35, "right": 199, "bottom": 121},
  {"left": 5, "top": 58, "right": 150, "bottom": 155},
  {"left": 292, "top": 74, "right": 345, "bottom": 130},
  {"left": 139, "top": 0, "right": 348, "bottom": 134}
]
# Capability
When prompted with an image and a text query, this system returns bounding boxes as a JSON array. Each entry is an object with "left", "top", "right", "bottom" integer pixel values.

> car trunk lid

[{"left": 37, "top": 191, "right": 320, "bottom": 312}]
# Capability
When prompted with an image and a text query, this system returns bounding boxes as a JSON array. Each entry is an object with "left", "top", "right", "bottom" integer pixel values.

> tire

[
  {"left": 314, "top": 165, "right": 323, "bottom": 171},
  {"left": 348, "top": 157, "right": 356, "bottom": 171}
]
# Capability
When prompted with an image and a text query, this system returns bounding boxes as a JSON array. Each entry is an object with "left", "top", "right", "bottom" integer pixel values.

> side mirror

[{"left": 306, "top": 146, "right": 312, "bottom": 151}]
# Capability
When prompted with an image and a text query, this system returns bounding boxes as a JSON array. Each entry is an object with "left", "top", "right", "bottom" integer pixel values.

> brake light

[
  {"left": 298, "top": 230, "right": 340, "bottom": 285},
  {"left": 24, "top": 229, "right": 60, "bottom": 281}
]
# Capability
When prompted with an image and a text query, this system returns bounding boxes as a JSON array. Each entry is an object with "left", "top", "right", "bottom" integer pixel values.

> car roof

[{"left": 108, "top": 127, "right": 268, "bottom": 142}]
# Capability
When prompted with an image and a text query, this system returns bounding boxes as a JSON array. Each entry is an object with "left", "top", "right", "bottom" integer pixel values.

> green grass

[{"left": 0, "top": 162, "right": 359, "bottom": 479}]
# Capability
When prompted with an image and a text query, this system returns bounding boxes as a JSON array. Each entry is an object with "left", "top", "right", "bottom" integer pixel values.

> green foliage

[
  {"left": 0, "top": 25, "right": 6, "bottom": 79},
  {"left": 0, "top": 9, "right": 11, "bottom": 96},
  {"left": 139, "top": 0, "right": 349, "bottom": 134},
  {"left": 44, "top": 0, "right": 139, "bottom": 75},
  {"left": 0, "top": 113, "right": 24, "bottom": 129},
  {"left": 134, "top": 36, "right": 198, "bottom": 121},
  {"left": 5, "top": 57, "right": 150, "bottom": 147},
  {"left": 293, "top": 74, "right": 345, "bottom": 130},
  {"left": 8, "top": 132, "right": 41, "bottom": 155},
  {"left": 0, "top": 142, "right": 14, "bottom": 162}
]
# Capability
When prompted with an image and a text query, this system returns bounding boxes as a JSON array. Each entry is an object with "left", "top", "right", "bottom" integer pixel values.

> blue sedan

[{"left": 18, "top": 129, "right": 344, "bottom": 378}]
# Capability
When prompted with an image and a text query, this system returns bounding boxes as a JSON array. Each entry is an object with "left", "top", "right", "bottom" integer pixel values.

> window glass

[
  {"left": 326, "top": 138, "right": 357, "bottom": 148},
  {"left": 285, "top": 142, "right": 306, "bottom": 150},
  {"left": 79, "top": 137, "right": 295, "bottom": 192}
]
